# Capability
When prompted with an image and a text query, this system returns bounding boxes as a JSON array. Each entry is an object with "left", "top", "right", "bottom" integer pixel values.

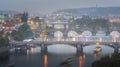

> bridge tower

[
  {"left": 76, "top": 44, "right": 84, "bottom": 56},
  {"left": 41, "top": 44, "right": 48, "bottom": 55}
]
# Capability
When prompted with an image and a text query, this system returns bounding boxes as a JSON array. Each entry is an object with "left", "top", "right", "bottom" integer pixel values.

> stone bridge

[{"left": 10, "top": 40, "right": 120, "bottom": 55}]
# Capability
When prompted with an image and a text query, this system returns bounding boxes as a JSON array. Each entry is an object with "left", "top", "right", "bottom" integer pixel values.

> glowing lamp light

[
  {"left": 99, "top": 38, "right": 102, "bottom": 42},
  {"left": 82, "top": 37, "right": 87, "bottom": 42},
  {"left": 72, "top": 37, "right": 76, "bottom": 41},
  {"left": 96, "top": 42, "right": 99, "bottom": 45}
]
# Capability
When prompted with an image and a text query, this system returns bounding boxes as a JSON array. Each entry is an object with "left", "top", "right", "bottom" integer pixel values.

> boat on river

[
  {"left": 60, "top": 57, "right": 73, "bottom": 66},
  {"left": 94, "top": 46, "right": 102, "bottom": 53}
]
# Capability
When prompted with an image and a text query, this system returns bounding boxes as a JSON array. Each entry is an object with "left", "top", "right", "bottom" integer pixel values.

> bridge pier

[
  {"left": 41, "top": 44, "right": 48, "bottom": 55},
  {"left": 64, "top": 24, "right": 67, "bottom": 30},
  {"left": 113, "top": 43, "right": 119, "bottom": 54},
  {"left": 76, "top": 44, "right": 84, "bottom": 56},
  {"left": 114, "top": 47, "right": 119, "bottom": 54},
  {"left": 114, "top": 46, "right": 119, "bottom": 54}
]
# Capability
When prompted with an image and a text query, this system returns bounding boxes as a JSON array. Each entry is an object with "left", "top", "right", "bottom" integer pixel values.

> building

[
  {"left": 21, "top": 12, "right": 28, "bottom": 22},
  {"left": 0, "top": 15, "right": 5, "bottom": 23},
  {"left": 109, "top": 18, "right": 120, "bottom": 23},
  {"left": 2, "top": 23, "right": 16, "bottom": 32}
]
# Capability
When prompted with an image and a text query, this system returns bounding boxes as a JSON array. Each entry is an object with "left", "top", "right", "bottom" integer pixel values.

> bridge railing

[{"left": 10, "top": 36, "right": 120, "bottom": 45}]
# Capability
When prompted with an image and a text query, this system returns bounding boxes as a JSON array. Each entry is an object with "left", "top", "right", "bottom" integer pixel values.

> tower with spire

[{"left": 21, "top": 11, "right": 28, "bottom": 23}]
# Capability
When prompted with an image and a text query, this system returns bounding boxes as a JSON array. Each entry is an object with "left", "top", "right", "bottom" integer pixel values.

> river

[{"left": 1, "top": 44, "right": 119, "bottom": 67}]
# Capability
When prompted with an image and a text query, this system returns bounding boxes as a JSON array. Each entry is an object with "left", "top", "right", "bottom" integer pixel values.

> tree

[
  {"left": 12, "top": 23, "right": 33, "bottom": 41},
  {"left": 0, "top": 32, "right": 9, "bottom": 47}
]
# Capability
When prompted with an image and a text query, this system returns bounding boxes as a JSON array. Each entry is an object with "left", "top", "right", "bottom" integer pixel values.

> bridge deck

[{"left": 10, "top": 40, "right": 115, "bottom": 45}]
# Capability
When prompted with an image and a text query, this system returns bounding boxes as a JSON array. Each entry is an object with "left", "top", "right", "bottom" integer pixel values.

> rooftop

[{"left": 0, "top": 15, "right": 5, "bottom": 19}]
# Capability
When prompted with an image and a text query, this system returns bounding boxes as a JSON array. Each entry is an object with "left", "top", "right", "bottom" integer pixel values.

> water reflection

[
  {"left": 27, "top": 47, "right": 41, "bottom": 54},
  {"left": 43, "top": 54, "right": 48, "bottom": 67},
  {"left": 60, "top": 57, "right": 73, "bottom": 67},
  {"left": 78, "top": 54, "right": 86, "bottom": 67},
  {"left": 79, "top": 55, "right": 84, "bottom": 67},
  {"left": 48, "top": 44, "right": 76, "bottom": 54},
  {"left": 93, "top": 50, "right": 102, "bottom": 60},
  {"left": 8, "top": 45, "right": 117, "bottom": 67},
  {"left": 94, "top": 53, "right": 97, "bottom": 60}
]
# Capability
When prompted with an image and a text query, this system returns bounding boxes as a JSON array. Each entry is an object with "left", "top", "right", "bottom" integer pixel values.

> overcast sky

[{"left": 0, "top": 0, "right": 120, "bottom": 15}]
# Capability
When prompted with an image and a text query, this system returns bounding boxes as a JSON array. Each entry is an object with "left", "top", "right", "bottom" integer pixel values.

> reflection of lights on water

[
  {"left": 94, "top": 51, "right": 101, "bottom": 60},
  {"left": 83, "top": 55, "right": 86, "bottom": 60},
  {"left": 44, "top": 55, "right": 48, "bottom": 67},
  {"left": 79, "top": 55, "right": 84, "bottom": 67},
  {"left": 30, "top": 48, "right": 35, "bottom": 53},
  {"left": 94, "top": 52, "right": 101, "bottom": 59},
  {"left": 27, "top": 48, "right": 35, "bottom": 54},
  {"left": 27, "top": 47, "right": 41, "bottom": 54},
  {"left": 27, "top": 50, "right": 30, "bottom": 55},
  {"left": 79, "top": 55, "right": 85, "bottom": 67},
  {"left": 94, "top": 53, "right": 97, "bottom": 60}
]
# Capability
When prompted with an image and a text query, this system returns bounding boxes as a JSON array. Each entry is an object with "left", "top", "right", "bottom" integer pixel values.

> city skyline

[{"left": 0, "top": 0, "right": 120, "bottom": 15}]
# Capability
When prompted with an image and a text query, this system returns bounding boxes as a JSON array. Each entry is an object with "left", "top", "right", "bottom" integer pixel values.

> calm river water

[{"left": 1, "top": 44, "right": 119, "bottom": 67}]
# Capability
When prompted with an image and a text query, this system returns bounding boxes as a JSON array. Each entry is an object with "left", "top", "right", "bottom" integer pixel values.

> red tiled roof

[{"left": 3, "top": 23, "right": 15, "bottom": 27}]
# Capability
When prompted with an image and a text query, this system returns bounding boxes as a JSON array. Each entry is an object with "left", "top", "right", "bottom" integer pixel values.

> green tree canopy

[
  {"left": 12, "top": 23, "right": 33, "bottom": 41},
  {"left": 0, "top": 32, "right": 9, "bottom": 47}
]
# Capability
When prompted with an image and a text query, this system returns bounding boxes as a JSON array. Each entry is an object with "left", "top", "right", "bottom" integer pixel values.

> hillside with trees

[
  {"left": 55, "top": 7, "right": 120, "bottom": 17},
  {"left": 72, "top": 18, "right": 110, "bottom": 33}
]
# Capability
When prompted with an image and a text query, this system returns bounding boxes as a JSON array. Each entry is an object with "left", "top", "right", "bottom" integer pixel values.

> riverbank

[
  {"left": 92, "top": 53, "right": 120, "bottom": 67},
  {"left": 0, "top": 46, "right": 9, "bottom": 62}
]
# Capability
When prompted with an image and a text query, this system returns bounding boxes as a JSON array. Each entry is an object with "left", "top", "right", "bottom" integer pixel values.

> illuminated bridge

[{"left": 10, "top": 37, "right": 120, "bottom": 55}]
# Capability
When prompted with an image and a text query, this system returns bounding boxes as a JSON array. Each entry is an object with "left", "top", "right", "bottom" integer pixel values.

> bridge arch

[
  {"left": 46, "top": 44, "right": 77, "bottom": 54},
  {"left": 110, "top": 31, "right": 120, "bottom": 38},
  {"left": 54, "top": 31, "right": 63, "bottom": 38},
  {"left": 110, "top": 31, "right": 120, "bottom": 42},
  {"left": 82, "top": 31, "right": 92, "bottom": 37},
  {"left": 44, "top": 43, "right": 116, "bottom": 54},
  {"left": 83, "top": 44, "right": 114, "bottom": 49},
  {"left": 96, "top": 31, "right": 106, "bottom": 37},
  {"left": 68, "top": 30, "right": 78, "bottom": 37},
  {"left": 83, "top": 45, "right": 114, "bottom": 54},
  {"left": 44, "top": 43, "right": 77, "bottom": 48}
]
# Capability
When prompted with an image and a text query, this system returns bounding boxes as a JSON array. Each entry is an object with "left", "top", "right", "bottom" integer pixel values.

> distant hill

[
  {"left": 54, "top": 7, "right": 120, "bottom": 16},
  {"left": 0, "top": 10, "right": 18, "bottom": 15}
]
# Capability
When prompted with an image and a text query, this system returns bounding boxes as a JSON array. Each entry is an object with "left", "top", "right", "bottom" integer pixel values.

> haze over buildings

[{"left": 0, "top": 0, "right": 120, "bottom": 16}]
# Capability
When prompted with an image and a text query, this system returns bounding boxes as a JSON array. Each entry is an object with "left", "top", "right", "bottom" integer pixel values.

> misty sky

[{"left": 0, "top": 0, "right": 120, "bottom": 15}]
